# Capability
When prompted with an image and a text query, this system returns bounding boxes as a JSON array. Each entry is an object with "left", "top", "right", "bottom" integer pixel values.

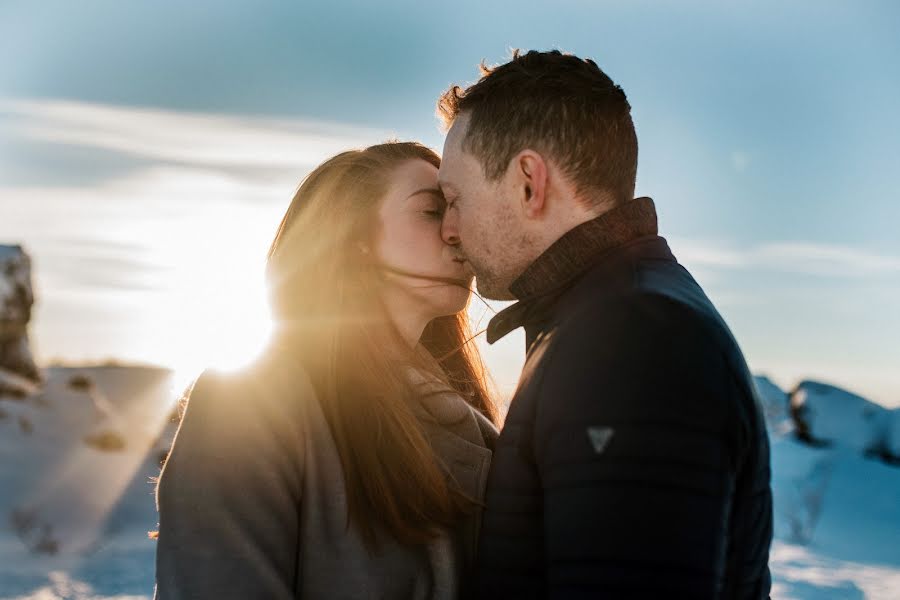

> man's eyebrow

[{"left": 406, "top": 187, "right": 443, "bottom": 200}]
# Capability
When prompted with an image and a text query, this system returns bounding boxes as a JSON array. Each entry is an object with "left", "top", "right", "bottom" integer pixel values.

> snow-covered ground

[
  {"left": 1, "top": 367, "right": 898, "bottom": 599},
  {"left": 0, "top": 365, "right": 180, "bottom": 599}
]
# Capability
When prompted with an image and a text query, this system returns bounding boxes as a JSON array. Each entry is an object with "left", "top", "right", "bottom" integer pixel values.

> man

[{"left": 437, "top": 50, "right": 772, "bottom": 599}]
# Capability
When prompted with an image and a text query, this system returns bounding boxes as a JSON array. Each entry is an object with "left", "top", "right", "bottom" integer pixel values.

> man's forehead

[
  {"left": 444, "top": 114, "right": 469, "bottom": 150},
  {"left": 438, "top": 119, "right": 470, "bottom": 185},
  {"left": 438, "top": 138, "right": 460, "bottom": 185},
  {"left": 436, "top": 169, "right": 456, "bottom": 193}
]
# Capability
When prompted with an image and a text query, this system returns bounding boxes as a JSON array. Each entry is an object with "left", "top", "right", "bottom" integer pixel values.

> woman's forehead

[{"left": 387, "top": 159, "right": 439, "bottom": 198}]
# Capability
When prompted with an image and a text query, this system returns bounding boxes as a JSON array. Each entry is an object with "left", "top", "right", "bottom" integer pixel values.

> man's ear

[{"left": 514, "top": 150, "right": 548, "bottom": 218}]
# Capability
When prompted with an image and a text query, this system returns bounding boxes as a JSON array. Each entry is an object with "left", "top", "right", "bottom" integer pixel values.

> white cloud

[
  {"left": 0, "top": 99, "right": 403, "bottom": 372},
  {"left": 671, "top": 237, "right": 900, "bottom": 278},
  {"left": 0, "top": 97, "right": 392, "bottom": 169}
]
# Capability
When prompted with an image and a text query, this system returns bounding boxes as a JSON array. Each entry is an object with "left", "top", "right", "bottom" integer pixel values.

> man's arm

[
  {"left": 154, "top": 369, "right": 305, "bottom": 599},
  {"left": 535, "top": 293, "right": 741, "bottom": 599}
]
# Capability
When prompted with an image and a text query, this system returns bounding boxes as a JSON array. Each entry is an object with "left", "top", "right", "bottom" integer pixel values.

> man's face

[{"left": 438, "top": 115, "right": 527, "bottom": 301}]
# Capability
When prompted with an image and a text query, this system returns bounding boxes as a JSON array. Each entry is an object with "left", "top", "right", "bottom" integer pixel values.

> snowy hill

[
  {"left": 0, "top": 368, "right": 898, "bottom": 598},
  {"left": 789, "top": 379, "right": 895, "bottom": 458},
  {"left": 754, "top": 374, "right": 793, "bottom": 435},
  {"left": 0, "top": 365, "right": 181, "bottom": 598},
  {"left": 757, "top": 376, "right": 900, "bottom": 598}
]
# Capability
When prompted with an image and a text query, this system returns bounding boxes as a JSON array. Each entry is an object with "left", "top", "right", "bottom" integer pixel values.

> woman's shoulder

[
  {"left": 196, "top": 351, "right": 316, "bottom": 400},
  {"left": 183, "top": 352, "right": 319, "bottom": 443}
]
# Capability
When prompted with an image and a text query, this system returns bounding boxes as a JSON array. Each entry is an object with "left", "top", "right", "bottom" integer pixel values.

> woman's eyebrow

[{"left": 406, "top": 187, "right": 444, "bottom": 201}]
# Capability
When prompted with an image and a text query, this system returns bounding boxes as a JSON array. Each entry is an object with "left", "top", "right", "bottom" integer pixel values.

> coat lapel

[{"left": 404, "top": 366, "right": 499, "bottom": 563}]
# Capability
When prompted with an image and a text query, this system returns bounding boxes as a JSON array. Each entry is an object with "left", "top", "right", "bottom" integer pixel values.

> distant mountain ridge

[{"left": 754, "top": 375, "right": 900, "bottom": 466}]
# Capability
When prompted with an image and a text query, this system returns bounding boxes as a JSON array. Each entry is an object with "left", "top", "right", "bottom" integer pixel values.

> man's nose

[{"left": 441, "top": 210, "right": 460, "bottom": 246}]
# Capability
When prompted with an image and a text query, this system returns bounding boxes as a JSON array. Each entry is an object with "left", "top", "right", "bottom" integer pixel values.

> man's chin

[{"left": 475, "top": 278, "right": 516, "bottom": 302}]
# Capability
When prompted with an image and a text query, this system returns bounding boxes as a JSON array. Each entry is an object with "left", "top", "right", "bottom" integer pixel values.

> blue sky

[{"left": 1, "top": 1, "right": 898, "bottom": 405}]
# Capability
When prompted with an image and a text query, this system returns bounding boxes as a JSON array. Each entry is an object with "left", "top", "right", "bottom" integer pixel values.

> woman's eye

[{"left": 424, "top": 209, "right": 444, "bottom": 219}]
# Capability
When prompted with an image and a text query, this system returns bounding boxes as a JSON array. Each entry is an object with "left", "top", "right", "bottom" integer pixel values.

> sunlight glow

[
  {"left": 145, "top": 180, "right": 281, "bottom": 380},
  {"left": 0, "top": 98, "right": 395, "bottom": 390}
]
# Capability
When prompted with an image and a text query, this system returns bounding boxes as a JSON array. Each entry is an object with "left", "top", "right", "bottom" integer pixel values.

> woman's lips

[{"left": 452, "top": 257, "right": 473, "bottom": 277}]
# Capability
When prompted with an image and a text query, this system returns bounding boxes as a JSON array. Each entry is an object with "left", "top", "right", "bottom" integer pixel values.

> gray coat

[{"left": 153, "top": 356, "right": 497, "bottom": 599}]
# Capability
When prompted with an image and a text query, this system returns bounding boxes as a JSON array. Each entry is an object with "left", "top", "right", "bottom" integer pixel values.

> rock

[
  {"left": 0, "top": 367, "right": 41, "bottom": 399},
  {"left": 885, "top": 408, "right": 900, "bottom": 463},
  {"left": 83, "top": 429, "right": 127, "bottom": 452},
  {"left": 0, "top": 245, "right": 40, "bottom": 382},
  {"left": 790, "top": 380, "right": 889, "bottom": 455},
  {"left": 754, "top": 375, "right": 792, "bottom": 433},
  {"left": 67, "top": 373, "right": 94, "bottom": 392}
]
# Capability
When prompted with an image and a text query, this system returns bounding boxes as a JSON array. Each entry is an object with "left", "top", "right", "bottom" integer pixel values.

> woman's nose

[{"left": 441, "top": 211, "right": 460, "bottom": 246}]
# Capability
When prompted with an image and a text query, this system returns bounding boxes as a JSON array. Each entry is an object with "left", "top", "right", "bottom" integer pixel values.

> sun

[
  {"left": 201, "top": 281, "right": 274, "bottom": 373},
  {"left": 153, "top": 205, "right": 283, "bottom": 384},
  {"left": 172, "top": 256, "right": 275, "bottom": 378}
]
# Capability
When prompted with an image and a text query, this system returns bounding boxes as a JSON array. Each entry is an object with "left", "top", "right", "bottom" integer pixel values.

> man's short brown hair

[{"left": 438, "top": 49, "right": 638, "bottom": 206}]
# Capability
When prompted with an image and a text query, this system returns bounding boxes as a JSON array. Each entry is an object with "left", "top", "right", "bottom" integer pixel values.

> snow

[
  {"left": 770, "top": 436, "right": 900, "bottom": 562},
  {"left": 791, "top": 380, "right": 891, "bottom": 455},
  {"left": 767, "top": 379, "right": 900, "bottom": 599},
  {"left": 887, "top": 408, "right": 900, "bottom": 460},
  {"left": 771, "top": 541, "right": 900, "bottom": 600},
  {"left": 1, "top": 366, "right": 181, "bottom": 599},
  {"left": 754, "top": 374, "right": 793, "bottom": 434},
  {"left": 1, "top": 368, "right": 899, "bottom": 599}
]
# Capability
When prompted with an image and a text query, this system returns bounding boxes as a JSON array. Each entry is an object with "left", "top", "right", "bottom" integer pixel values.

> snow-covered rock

[
  {"left": 754, "top": 375, "right": 792, "bottom": 433},
  {"left": 0, "top": 244, "right": 40, "bottom": 383},
  {"left": 0, "top": 366, "right": 41, "bottom": 399},
  {"left": 0, "top": 365, "right": 180, "bottom": 570},
  {"left": 789, "top": 380, "right": 889, "bottom": 455},
  {"left": 886, "top": 408, "right": 900, "bottom": 462}
]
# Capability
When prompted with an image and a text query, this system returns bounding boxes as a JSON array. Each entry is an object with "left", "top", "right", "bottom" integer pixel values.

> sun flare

[
  {"left": 133, "top": 187, "right": 287, "bottom": 386},
  {"left": 171, "top": 247, "right": 276, "bottom": 379}
]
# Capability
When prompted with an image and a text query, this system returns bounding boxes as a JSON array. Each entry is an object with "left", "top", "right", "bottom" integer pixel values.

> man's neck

[
  {"left": 486, "top": 196, "right": 659, "bottom": 344},
  {"left": 509, "top": 197, "right": 657, "bottom": 301}
]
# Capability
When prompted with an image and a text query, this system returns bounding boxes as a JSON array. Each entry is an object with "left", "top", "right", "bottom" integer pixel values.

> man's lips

[
  {"left": 452, "top": 257, "right": 474, "bottom": 278},
  {"left": 451, "top": 256, "right": 470, "bottom": 269}
]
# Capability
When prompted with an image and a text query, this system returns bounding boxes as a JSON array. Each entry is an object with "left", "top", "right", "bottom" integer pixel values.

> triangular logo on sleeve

[{"left": 587, "top": 426, "right": 615, "bottom": 454}]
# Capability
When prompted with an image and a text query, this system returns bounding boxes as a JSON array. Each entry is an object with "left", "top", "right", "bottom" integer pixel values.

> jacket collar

[
  {"left": 486, "top": 196, "right": 659, "bottom": 344},
  {"left": 404, "top": 366, "right": 498, "bottom": 447}
]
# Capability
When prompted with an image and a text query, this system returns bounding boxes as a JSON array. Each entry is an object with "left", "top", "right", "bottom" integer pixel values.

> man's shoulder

[
  {"left": 527, "top": 286, "right": 736, "bottom": 405},
  {"left": 551, "top": 250, "right": 735, "bottom": 349},
  {"left": 550, "top": 285, "right": 712, "bottom": 356},
  {"left": 530, "top": 268, "right": 762, "bottom": 437}
]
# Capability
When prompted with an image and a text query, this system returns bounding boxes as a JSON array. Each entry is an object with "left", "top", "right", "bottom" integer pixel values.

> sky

[{"left": 1, "top": 0, "right": 898, "bottom": 406}]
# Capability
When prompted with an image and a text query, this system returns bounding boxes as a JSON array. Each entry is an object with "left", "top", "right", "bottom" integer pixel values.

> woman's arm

[{"left": 154, "top": 367, "right": 306, "bottom": 599}]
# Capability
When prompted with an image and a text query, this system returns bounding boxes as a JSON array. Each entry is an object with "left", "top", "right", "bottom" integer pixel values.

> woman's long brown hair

[{"left": 265, "top": 141, "right": 497, "bottom": 550}]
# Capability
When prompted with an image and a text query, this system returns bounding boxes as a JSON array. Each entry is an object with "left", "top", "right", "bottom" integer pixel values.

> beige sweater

[{"left": 153, "top": 354, "right": 498, "bottom": 599}]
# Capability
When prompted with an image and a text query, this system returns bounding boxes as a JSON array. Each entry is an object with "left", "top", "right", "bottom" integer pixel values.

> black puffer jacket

[{"left": 475, "top": 198, "right": 772, "bottom": 599}]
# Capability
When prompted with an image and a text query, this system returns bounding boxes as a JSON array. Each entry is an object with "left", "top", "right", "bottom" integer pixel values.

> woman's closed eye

[
  {"left": 406, "top": 188, "right": 447, "bottom": 220},
  {"left": 421, "top": 196, "right": 447, "bottom": 219}
]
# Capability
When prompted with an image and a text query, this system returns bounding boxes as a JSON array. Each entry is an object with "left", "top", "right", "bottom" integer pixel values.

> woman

[{"left": 152, "top": 142, "right": 499, "bottom": 599}]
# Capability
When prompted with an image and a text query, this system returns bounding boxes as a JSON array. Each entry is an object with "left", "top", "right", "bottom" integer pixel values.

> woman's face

[{"left": 374, "top": 159, "right": 473, "bottom": 319}]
